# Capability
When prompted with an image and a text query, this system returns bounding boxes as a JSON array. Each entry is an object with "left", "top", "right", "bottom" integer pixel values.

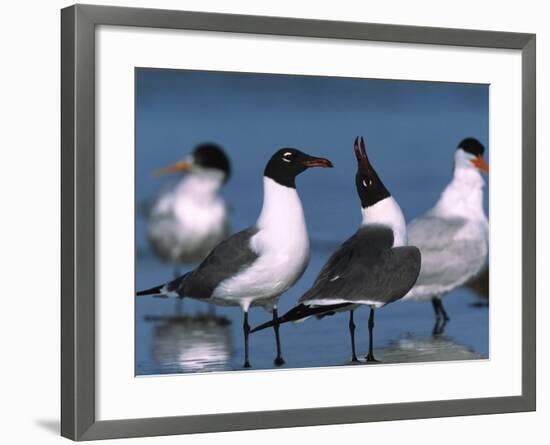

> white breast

[
  {"left": 149, "top": 173, "right": 227, "bottom": 263},
  {"left": 404, "top": 163, "right": 489, "bottom": 300},
  {"left": 432, "top": 155, "right": 486, "bottom": 222},
  {"left": 213, "top": 177, "right": 310, "bottom": 311},
  {"left": 360, "top": 196, "right": 407, "bottom": 247}
]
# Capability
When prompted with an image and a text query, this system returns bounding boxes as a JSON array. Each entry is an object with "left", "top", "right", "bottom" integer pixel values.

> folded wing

[
  {"left": 301, "top": 225, "right": 421, "bottom": 306},
  {"left": 178, "top": 227, "right": 259, "bottom": 299}
]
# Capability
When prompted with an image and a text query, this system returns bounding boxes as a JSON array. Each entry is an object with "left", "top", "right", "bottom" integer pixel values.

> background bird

[
  {"left": 148, "top": 143, "right": 232, "bottom": 277},
  {"left": 464, "top": 266, "right": 489, "bottom": 305},
  {"left": 403, "top": 137, "right": 489, "bottom": 334},
  {"left": 138, "top": 148, "right": 333, "bottom": 368},
  {"left": 252, "top": 137, "right": 421, "bottom": 363}
]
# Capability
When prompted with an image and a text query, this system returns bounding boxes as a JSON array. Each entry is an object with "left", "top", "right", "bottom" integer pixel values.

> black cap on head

[
  {"left": 354, "top": 136, "right": 390, "bottom": 208},
  {"left": 192, "top": 143, "right": 231, "bottom": 181},
  {"left": 457, "top": 138, "right": 485, "bottom": 157},
  {"left": 264, "top": 148, "right": 333, "bottom": 188}
]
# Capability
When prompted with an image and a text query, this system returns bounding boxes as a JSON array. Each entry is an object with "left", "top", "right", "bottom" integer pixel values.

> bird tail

[
  {"left": 250, "top": 302, "right": 351, "bottom": 333},
  {"left": 136, "top": 272, "right": 190, "bottom": 298},
  {"left": 136, "top": 284, "right": 164, "bottom": 296}
]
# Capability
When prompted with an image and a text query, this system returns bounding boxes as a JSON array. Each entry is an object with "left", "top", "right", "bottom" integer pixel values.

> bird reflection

[
  {"left": 374, "top": 334, "right": 484, "bottom": 364},
  {"left": 151, "top": 316, "right": 232, "bottom": 373},
  {"left": 432, "top": 318, "right": 448, "bottom": 336}
]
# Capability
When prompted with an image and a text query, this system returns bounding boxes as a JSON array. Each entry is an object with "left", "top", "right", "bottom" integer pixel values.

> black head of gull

[
  {"left": 402, "top": 136, "right": 489, "bottom": 328},
  {"left": 140, "top": 146, "right": 333, "bottom": 368},
  {"left": 250, "top": 136, "right": 420, "bottom": 364},
  {"left": 192, "top": 143, "right": 231, "bottom": 182},
  {"left": 457, "top": 137, "right": 488, "bottom": 173},
  {"left": 458, "top": 137, "right": 484, "bottom": 157},
  {"left": 264, "top": 148, "right": 333, "bottom": 188},
  {"left": 354, "top": 136, "right": 390, "bottom": 208},
  {"left": 153, "top": 142, "right": 231, "bottom": 181}
]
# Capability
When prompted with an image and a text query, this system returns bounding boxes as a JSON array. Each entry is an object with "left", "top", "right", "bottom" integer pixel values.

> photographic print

[{"left": 135, "top": 68, "right": 489, "bottom": 375}]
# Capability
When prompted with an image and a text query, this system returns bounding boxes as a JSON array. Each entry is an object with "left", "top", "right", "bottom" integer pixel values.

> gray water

[{"left": 135, "top": 69, "right": 489, "bottom": 375}]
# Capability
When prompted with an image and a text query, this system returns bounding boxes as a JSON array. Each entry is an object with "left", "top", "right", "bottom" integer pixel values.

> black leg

[
  {"left": 243, "top": 311, "right": 251, "bottom": 368},
  {"left": 349, "top": 310, "right": 359, "bottom": 363},
  {"left": 272, "top": 308, "right": 285, "bottom": 366},
  {"left": 438, "top": 299, "right": 450, "bottom": 322},
  {"left": 365, "top": 308, "right": 380, "bottom": 363},
  {"left": 431, "top": 297, "right": 441, "bottom": 321},
  {"left": 432, "top": 297, "right": 450, "bottom": 322}
]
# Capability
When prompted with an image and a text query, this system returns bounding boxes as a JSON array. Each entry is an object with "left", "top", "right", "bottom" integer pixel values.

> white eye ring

[
  {"left": 362, "top": 179, "right": 373, "bottom": 187},
  {"left": 282, "top": 152, "right": 293, "bottom": 163}
]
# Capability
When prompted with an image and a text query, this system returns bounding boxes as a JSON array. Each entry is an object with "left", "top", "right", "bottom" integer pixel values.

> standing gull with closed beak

[
  {"left": 148, "top": 143, "right": 232, "bottom": 277},
  {"left": 138, "top": 148, "right": 333, "bottom": 368},
  {"left": 403, "top": 137, "right": 489, "bottom": 334}
]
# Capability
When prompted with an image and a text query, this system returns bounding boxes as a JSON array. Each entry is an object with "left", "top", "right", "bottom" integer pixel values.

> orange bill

[
  {"left": 152, "top": 160, "right": 192, "bottom": 177},
  {"left": 471, "top": 155, "right": 489, "bottom": 174}
]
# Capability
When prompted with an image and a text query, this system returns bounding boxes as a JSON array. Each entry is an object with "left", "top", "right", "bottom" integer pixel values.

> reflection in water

[
  {"left": 151, "top": 317, "right": 233, "bottom": 373},
  {"left": 432, "top": 318, "right": 448, "bottom": 336},
  {"left": 376, "top": 334, "right": 484, "bottom": 364}
]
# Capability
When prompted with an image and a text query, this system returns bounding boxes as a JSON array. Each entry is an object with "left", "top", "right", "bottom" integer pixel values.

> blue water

[{"left": 135, "top": 69, "right": 489, "bottom": 375}]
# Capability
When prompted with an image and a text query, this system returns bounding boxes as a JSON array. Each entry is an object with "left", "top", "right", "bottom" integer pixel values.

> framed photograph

[{"left": 61, "top": 4, "right": 536, "bottom": 441}]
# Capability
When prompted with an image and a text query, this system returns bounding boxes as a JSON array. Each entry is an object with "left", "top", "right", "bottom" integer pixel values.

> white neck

[
  {"left": 431, "top": 149, "right": 486, "bottom": 220},
  {"left": 257, "top": 177, "right": 306, "bottom": 230},
  {"left": 176, "top": 171, "right": 224, "bottom": 203},
  {"left": 361, "top": 196, "right": 407, "bottom": 246}
]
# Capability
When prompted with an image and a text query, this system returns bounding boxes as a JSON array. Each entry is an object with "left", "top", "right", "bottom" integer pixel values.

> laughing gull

[
  {"left": 138, "top": 148, "right": 333, "bottom": 368},
  {"left": 252, "top": 137, "right": 421, "bottom": 363},
  {"left": 403, "top": 137, "right": 489, "bottom": 333},
  {"left": 148, "top": 143, "right": 231, "bottom": 277}
]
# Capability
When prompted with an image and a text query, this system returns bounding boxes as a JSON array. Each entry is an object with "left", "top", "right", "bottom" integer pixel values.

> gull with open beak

[
  {"left": 148, "top": 143, "right": 231, "bottom": 276},
  {"left": 403, "top": 137, "right": 489, "bottom": 334},
  {"left": 138, "top": 148, "right": 333, "bottom": 368}
]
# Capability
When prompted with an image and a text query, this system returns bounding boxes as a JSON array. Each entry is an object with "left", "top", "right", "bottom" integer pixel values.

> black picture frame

[{"left": 61, "top": 4, "right": 536, "bottom": 441}]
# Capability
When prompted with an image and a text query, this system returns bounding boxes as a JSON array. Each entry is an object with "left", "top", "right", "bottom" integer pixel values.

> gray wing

[
  {"left": 178, "top": 227, "right": 259, "bottom": 299},
  {"left": 407, "top": 215, "right": 466, "bottom": 250},
  {"left": 300, "top": 225, "right": 421, "bottom": 306},
  {"left": 407, "top": 215, "right": 483, "bottom": 291}
]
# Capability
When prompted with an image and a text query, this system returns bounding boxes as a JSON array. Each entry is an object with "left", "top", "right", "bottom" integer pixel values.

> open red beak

[
  {"left": 152, "top": 159, "right": 192, "bottom": 177},
  {"left": 302, "top": 156, "right": 334, "bottom": 168},
  {"left": 471, "top": 155, "right": 489, "bottom": 174}
]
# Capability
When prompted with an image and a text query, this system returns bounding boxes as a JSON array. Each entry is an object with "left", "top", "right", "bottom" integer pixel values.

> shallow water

[
  {"left": 135, "top": 69, "right": 489, "bottom": 375},
  {"left": 136, "top": 244, "right": 488, "bottom": 375}
]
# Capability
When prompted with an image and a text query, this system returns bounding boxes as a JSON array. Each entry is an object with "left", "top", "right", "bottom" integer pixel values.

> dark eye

[
  {"left": 362, "top": 178, "right": 373, "bottom": 187},
  {"left": 282, "top": 152, "right": 294, "bottom": 163}
]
